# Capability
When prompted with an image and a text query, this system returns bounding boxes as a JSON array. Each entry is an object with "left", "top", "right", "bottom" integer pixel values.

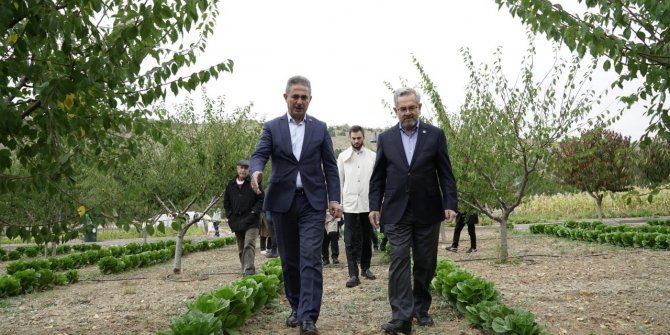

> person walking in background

[
  {"left": 369, "top": 87, "right": 458, "bottom": 334},
  {"left": 250, "top": 75, "right": 342, "bottom": 335},
  {"left": 338, "top": 125, "right": 377, "bottom": 288},
  {"left": 224, "top": 160, "right": 264, "bottom": 276},
  {"left": 447, "top": 210, "right": 478, "bottom": 253},
  {"left": 259, "top": 212, "right": 270, "bottom": 254},
  {"left": 264, "top": 210, "right": 279, "bottom": 258},
  {"left": 322, "top": 210, "right": 340, "bottom": 265}
]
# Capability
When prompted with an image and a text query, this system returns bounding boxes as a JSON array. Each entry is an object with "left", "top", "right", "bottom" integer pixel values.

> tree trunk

[
  {"left": 596, "top": 195, "right": 604, "bottom": 220},
  {"left": 499, "top": 217, "right": 509, "bottom": 262},
  {"left": 173, "top": 229, "right": 185, "bottom": 274}
]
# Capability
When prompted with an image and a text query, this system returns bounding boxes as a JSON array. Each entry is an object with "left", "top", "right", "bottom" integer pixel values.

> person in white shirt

[{"left": 337, "top": 125, "right": 377, "bottom": 288}]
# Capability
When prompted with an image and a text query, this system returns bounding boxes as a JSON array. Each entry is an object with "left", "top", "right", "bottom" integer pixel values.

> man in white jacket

[{"left": 338, "top": 125, "right": 377, "bottom": 288}]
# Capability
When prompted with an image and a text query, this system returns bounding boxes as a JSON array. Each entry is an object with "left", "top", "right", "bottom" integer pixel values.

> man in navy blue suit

[
  {"left": 250, "top": 75, "right": 342, "bottom": 335},
  {"left": 369, "top": 87, "right": 458, "bottom": 334}
]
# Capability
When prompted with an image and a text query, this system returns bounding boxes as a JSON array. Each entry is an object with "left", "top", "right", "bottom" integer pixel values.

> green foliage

[
  {"left": 530, "top": 221, "right": 670, "bottom": 250},
  {"left": 495, "top": 0, "right": 670, "bottom": 140},
  {"left": 164, "top": 310, "right": 223, "bottom": 335},
  {"left": 0, "top": 276, "right": 22, "bottom": 298},
  {"left": 414, "top": 37, "right": 601, "bottom": 261},
  {"left": 1, "top": 0, "right": 232, "bottom": 248},
  {"left": 161, "top": 258, "right": 283, "bottom": 335},
  {"left": 452, "top": 277, "right": 500, "bottom": 314},
  {"left": 553, "top": 126, "right": 634, "bottom": 218},
  {"left": 432, "top": 259, "right": 547, "bottom": 334},
  {"left": 636, "top": 136, "right": 670, "bottom": 185}
]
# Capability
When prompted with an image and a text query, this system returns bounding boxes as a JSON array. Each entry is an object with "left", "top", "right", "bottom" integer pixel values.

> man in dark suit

[
  {"left": 250, "top": 75, "right": 342, "bottom": 335},
  {"left": 369, "top": 87, "right": 458, "bottom": 334}
]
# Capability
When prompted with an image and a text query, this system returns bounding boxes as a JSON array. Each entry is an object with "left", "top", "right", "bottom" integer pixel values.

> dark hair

[
  {"left": 285, "top": 75, "right": 311, "bottom": 94},
  {"left": 349, "top": 125, "right": 365, "bottom": 136}
]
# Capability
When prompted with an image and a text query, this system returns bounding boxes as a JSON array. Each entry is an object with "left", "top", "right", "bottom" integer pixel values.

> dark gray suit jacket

[{"left": 369, "top": 122, "right": 457, "bottom": 225}]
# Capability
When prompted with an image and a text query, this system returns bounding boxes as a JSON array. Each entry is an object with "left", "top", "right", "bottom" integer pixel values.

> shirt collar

[
  {"left": 287, "top": 112, "right": 306, "bottom": 125},
  {"left": 398, "top": 120, "right": 420, "bottom": 135}
]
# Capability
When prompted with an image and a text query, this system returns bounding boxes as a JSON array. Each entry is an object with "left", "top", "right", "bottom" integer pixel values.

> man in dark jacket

[{"left": 224, "top": 160, "right": 264, "bottom": 275}]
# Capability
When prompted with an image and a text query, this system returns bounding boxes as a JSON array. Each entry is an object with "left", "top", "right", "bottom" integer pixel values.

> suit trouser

[
  {"left": 271, "top": 193, "right": 325, "bottom": 323},
  {"left": 385, "top": 208, "right": 440, "bottom": 321},
  {"left": 235, "top": 228, "right": 258, "bottom": 275},
  {"left": 343, "top": 212, "right": 372, "bottom": 278}
]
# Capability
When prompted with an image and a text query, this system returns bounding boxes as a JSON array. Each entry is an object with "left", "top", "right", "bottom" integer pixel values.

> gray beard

[{"left": 401, "top": 118, "right": 418, "bottom": 130}]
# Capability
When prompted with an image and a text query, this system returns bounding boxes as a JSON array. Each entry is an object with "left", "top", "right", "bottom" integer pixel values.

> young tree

[
  {"left": 494, "top": 0, "right": 670, "bottom": 141},
  {"left": 111, "top": 94, "right": 262, "bottom": 274},
  {"left": 1, "top": 0, "right": 230, "bottom": 242},
  {"left": 417, "top": 42, "right": 601, "bottom": 261},
  {"left": 553, "top": 127, "right": 634, "bottom": 219}
]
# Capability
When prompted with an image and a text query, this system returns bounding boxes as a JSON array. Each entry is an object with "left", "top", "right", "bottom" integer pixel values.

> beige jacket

[{"left": 337, "top": 146, "right": 376, "bottom": 213}]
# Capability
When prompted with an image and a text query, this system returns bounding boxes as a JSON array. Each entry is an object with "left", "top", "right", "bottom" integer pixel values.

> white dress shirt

[{"left": 287, "top": 113, "right": 305, "bottom": 188}]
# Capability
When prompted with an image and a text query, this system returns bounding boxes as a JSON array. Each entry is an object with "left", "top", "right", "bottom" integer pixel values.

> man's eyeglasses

[{"left": 396, "top": 105, "right": 419, "bottom": 113}]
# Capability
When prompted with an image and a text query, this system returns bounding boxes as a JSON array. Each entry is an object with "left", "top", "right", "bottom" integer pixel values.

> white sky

[{"left": 170, "top": 0, "right": 651, "bottom": 139}]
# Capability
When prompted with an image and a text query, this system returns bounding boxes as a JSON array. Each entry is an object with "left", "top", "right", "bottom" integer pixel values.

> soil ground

[{"left": 0, "top": 225, "right": 668, "bottom": 335}]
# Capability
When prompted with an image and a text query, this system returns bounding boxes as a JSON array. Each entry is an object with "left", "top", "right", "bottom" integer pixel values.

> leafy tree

[
  {"left": 111, "top": 93, "right": 262, "bottom": 274},
  {"left": 1, "top": 0, "right": 231, "bottom": 241},
  {"left": 553, "top": 127, "right": 634, "bottom": 219},
  {"left": 635, "top": 136, "right": 670, "bottom": 186},
  {"left": 1, "top": 0, "right": 231, "bottom": 191},
  {"left": 417, "top": 43, "right": 601, "bottom": 261},
  {"left": 494, "top": 0, "right": 670, "bottom": 141}
]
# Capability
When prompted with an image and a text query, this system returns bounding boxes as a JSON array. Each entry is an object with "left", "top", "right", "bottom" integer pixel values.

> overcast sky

[{"left": 170, "top": 0, "right": 650, "bottom": 139}]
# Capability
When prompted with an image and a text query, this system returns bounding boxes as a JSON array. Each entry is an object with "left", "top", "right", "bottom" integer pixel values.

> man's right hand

[
  {"left": 251, "top": 171, "right": 263, "bottom": 195},
  {"left": 369, "top": 211, "right": 381, "bottom": 229}
]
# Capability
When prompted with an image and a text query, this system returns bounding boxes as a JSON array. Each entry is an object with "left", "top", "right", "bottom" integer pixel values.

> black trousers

[
  {"left": 343, "top": 212, "right": 372, "bottom": 277},
  {"left": 451, "top": 213, "right": 478, "bottom": 249},
  {"left": 322, "top": 230, "right": 339, "bottom": 261},
  {"left": 385, "top": 207, "right": 440, "bottom": 321}
]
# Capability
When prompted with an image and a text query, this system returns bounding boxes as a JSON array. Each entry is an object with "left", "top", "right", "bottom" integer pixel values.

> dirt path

[{"left": 1, "top": 227, "right": 668, "bottom": 335}]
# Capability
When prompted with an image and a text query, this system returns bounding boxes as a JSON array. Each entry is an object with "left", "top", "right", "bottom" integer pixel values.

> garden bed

[{"left": 0, "top": 226, "right": 668, "bottom": 334}]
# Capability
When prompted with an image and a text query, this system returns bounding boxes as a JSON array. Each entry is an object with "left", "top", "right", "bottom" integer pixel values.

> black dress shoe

[
  {"left": 322, "top": 258, "right": 330, "bottom": 265},
  {"left": 300, "top": 320, "right": 319, "bottom": 335},
  {"left": 286, "top": 310, "right": 299, "bottom": 327},
  {"left": 345, "top": 276, "right": 360, "bottom": 288},
  {"left": 414, "top": 312, "right": 434, "bottom": 326},
  {"left": 362, "top": 268, "right": 376, "bottom": 280},
  {"left": 332, "top": 258, "right": 339, "bottom": 264},
  {"left": 381, "top": 319, "right": 412, "bottom": 334}
]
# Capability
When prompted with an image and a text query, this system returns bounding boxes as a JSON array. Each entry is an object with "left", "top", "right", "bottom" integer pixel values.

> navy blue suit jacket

[
  {"left": 251, "top": 114, "right": 340, "bottom": 213},
  {"left": 369, "top": 122, "right": 458, "bottom": 225}
]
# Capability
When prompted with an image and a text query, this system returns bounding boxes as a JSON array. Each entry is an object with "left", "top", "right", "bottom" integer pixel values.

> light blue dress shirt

[{"left": 399, "top": 120, "right": 419, "bottom": 165}]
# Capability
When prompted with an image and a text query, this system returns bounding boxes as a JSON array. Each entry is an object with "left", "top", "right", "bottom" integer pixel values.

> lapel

[
  {"left": 390, "top": 124, "right": 410, "bottom": 169},
  {"left": 300, "top": 115, "right": 315, "bottom": 160},
  {"left": 278, "top": 114, "right": 298, "bottom": 162},
  {"left": 410, "top": 122, "right": 428, "bottom": 170}
]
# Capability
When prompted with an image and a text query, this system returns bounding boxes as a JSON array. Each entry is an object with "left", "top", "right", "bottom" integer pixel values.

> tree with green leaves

[
  {"left": 553, "top": 127, "right": 634, "bottom": 219},
  {"left": 112, "top": 93, "right": 262, "bottom": 274},
  {"left": 495, "top": 0, "right": 670, "bottom": 141},
  {"left": 417, "top": 42, "right": 601, "bottom": 261},
  {"left": 1, "top": 0, "right": 230, "bottom": 191},
  {"left": 1, "top": 0, "right": 231, "bottom": 242},
  {"left": 636, "top": 136, "right": 670, "bottom": 186}
]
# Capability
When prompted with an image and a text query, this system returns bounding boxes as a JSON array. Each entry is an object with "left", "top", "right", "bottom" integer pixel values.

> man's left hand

[
  {"left": 444, "top": 209, "right": 457, "bottom": 223},
  {"left": 329, "top": 201, "right": 343, "bottom": 219}
]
